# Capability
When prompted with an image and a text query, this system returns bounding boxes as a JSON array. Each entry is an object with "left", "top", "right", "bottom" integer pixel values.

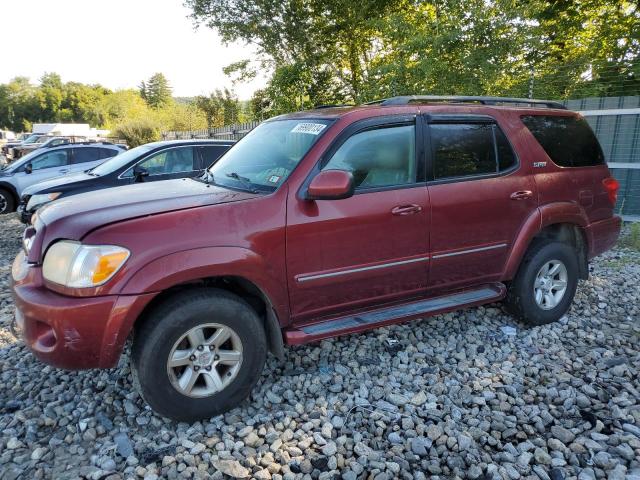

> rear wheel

[
  {"left": 0, "top": 188, "right": 15, "bottom": 214},
  {"left": 505, "top": 240, "right": 579, "bottom": 326},
  {"left": 131, "top": 288, "right": 267, "bottom": 421}
]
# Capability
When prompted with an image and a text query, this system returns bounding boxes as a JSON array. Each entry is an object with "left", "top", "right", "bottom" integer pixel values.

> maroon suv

[{"left": 11, "top": 96, "right": 621, "bottom": 421}]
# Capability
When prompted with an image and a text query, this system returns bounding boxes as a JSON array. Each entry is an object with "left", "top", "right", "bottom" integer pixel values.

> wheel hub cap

[
  {"left": 533, "top": 259, "right": 568, "bottom": 310},
  {"left": 167, "top": 323, "right": 243, "bottom": 398}
]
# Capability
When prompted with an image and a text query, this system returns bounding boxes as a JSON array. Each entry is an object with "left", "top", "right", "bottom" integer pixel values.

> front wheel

[
  {"left": 505, "top": 240, "right": 579, "bottom": 326},
  {"left": 131, "top": 288, "right": 267, "bottom": 421},
  {"left": 0, "top": 188, "right": 15, "bottom": 214}
]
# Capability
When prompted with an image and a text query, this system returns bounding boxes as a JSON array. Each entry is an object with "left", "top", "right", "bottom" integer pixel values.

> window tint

[
  {"left": 100, "top": 148, "right": 120, "bottom": 159},
  {"left": 495, "top": 127, "right": 516, "bottom": 171},
  {"left": 198, "top": 145, "right": 228, "bottom": 167},
  {"left": 72, "top": 147, "right": 102, "bottom": 164},
  {"left": 123, "top": 147, "right": 195, "bottom": 177},
  {"left": 521, "top": 115, "right": 604, "bottom": 167},
  {"left": 322, "top": 125, "right": 416, "bottom": 189},
  {"left": 430, "top": 123, "right": 517, "bottom": 179},
  {"left": 431, "top": 124, "right": 495, "bottom": 179},
  {"left": 29, "top": 151, "right": 69, "bottom": 171}
]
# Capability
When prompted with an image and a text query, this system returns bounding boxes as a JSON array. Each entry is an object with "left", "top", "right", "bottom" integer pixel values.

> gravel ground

[{"left": 0, "top": 213, "right": 639, "bottom": 480}]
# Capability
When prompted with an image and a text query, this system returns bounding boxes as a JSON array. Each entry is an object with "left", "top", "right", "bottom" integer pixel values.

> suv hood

[{"left": 36, "top": 178, "right": 260, "bottom": 247}]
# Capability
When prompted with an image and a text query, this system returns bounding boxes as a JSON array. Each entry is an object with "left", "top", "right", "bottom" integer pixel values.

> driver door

[
  {"left": 14, "top": 150, "right": 72, "bottom": 195},
  {"left": 286, "top": 116, "right": 430, "bottom": 323}
]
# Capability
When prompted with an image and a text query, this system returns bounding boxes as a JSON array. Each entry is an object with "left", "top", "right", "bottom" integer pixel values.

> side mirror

[
  {"left": 306, "top": 169, "right": 355, "bottom": 200},
  {"left": 133, "top": 165, "right": 149, "bottom": 182},
  {"left": 24, "top": 163, "right": 32, "bottom": 174}
]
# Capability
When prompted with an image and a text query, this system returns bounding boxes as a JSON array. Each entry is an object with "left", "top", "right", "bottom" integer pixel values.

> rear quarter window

[{"left": 521, "top": 115, "right": 605, "bottom": 167}]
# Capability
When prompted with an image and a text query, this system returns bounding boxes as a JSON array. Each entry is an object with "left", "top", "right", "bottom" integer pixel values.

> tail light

[{"left": 602, "top": 177, "right": 620, "bottom": 206}]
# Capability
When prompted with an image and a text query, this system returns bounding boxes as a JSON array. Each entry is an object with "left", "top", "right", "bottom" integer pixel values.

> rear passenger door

[
  {"left": 70, "top": 147, "right": 109, "bottom": 172},
  {"left": 197, "top": 145, "right": 230, "bottom": 169},
  {"left": 425, "top": 115, "right": 537, "bottom": 291}
]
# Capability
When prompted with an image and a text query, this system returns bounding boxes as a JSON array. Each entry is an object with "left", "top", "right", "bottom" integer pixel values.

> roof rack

[
  {"left": 367, "top": 95, "right": 567, "bottom": 110},
  {"left": 313, "top": 104, "right": 354, "bottom": 109}
]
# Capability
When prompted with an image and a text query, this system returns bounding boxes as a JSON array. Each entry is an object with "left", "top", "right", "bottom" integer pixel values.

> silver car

[{"left": 0, "top": 142, "right": 124, "bottom": 214}]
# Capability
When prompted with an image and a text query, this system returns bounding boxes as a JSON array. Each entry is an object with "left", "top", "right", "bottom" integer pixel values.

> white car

[{"left": 0, "top": 142, "right": 124, "bottom": 214}]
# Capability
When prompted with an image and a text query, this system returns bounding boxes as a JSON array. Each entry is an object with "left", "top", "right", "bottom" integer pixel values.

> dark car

[
  {"left": 11, "top": 96, "right": 621, "bottom": 421},
  {"left": 19, "top": 139, "right": 234, "bottom": 223}
]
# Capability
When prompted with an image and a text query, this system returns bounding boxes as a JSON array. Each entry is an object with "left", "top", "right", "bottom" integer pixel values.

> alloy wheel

[
  {"left": 166, "top": 323, "right": 243, "bottom": 398},
  {"left": 533, "top": 259, "right": 568, "bottom": 310}
]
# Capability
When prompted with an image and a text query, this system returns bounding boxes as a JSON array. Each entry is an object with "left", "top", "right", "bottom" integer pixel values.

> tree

[
  {"left": 195, "top": 88, "right": 240, "bottom": 128},
  {"left": 140, "top": 73, "right": 173, "bottom": 108}
]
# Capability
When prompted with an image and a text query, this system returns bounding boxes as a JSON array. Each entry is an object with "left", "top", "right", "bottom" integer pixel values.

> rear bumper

[
  {"left": 585, "top": 215, "right": 622, "bottom": 259},
  {"left": 11, "top": 254, "right": 155, "bottom": 369}
]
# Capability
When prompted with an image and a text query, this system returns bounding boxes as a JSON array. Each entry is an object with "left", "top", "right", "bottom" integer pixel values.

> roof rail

[
  {"left": 313, "top": 104, "right": 354, "bottom": 109},
  {"left": 367, "top": 95, "right": 567, "bottom": 110}
]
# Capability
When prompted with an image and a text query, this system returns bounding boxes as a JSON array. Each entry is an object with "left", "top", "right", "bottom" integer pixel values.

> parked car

[
  {"left": 13, "top": 136, "right": 78, "bottom": 158},
  {"left": 11, "top": 96, "right": 621, "bottom": 421},
  {"left": 19, "top": 139, "right": 235, "bottom": 223},
  {"left": 1, "top": 133, "right": 41, "bottom": 160},
  {"left": 0, "top": 142, "right": 125, "bottom": 214}
]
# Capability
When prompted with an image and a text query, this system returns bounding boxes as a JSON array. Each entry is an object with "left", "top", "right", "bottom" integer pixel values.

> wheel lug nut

[
  {"left": 189, "top": 355, "right": 196, "bottom": 361},
  {"left": 214, "top": 355, "right": 219, "bottom": 361},
  {"left": 206, "top": 366, "right": 211, "bottom": 371},
  {"left": 197, "top": 345, "right": 204, "bottom": 351},
  {"left": 194, "top": 366, "right": 199, "bottom": 371}
]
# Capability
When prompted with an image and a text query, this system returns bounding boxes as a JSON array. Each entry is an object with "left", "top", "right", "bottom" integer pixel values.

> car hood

[
  {"left": 35, "top": 178, "right": 260, "bottom": 248},
  {"left": 23, "top": 172, "right": 94, "bottom": 195}
]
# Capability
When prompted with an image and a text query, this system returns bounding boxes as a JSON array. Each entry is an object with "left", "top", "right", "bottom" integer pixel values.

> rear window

[{"left": 521, "top": 115, "right": 604, "bottom": 167}]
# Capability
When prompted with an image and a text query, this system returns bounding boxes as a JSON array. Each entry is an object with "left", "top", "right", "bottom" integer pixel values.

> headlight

[
  {"left": 43, "top": 241, "right": 130, "bottom": 288},
  {"left": 26, "top": 192, "right": 62, "bottom": 211}
]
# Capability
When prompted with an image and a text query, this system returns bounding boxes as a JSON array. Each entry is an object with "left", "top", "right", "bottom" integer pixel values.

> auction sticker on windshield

[{"left": 291, "top": 123, "right": 327, "bottom": 135}]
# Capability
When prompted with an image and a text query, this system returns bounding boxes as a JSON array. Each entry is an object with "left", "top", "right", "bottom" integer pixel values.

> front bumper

[{"left": 11, "top": 252, "right": 155, "bottom": 369}]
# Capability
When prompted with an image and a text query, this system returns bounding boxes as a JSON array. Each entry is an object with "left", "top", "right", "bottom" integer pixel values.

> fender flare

[
  {"left": 112, "top": 246, "right": 288, "bottom": 360},
  {"left": 502, "top": 203, "right": 590, "bottom": 280}
]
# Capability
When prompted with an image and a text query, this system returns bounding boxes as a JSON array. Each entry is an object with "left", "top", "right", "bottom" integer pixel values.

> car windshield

[
  {"left": 208, "top": 119, "right": 332, "bottom": 193},
  {"left": 22, "top": 134, "right": 40, "bottom": 143},
  {"left": 90, "top": 144, "right": 156, "bottom": 176},
  {"left": 35, "top": 136, "right": 50, "bottom": 143}
]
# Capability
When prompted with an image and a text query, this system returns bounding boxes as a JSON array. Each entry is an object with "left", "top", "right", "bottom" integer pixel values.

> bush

[
  {"left": 621, "top": 222, "right": 640, "bottom": 251},
  {"left": 113, "top": 118, "right": 161, "bottom": 147}
]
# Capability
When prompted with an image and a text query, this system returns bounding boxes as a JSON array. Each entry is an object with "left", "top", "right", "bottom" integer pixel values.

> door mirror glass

[
  {"left": 24, "top": 163, "right": 32, "bottom": 174},
  {"left": 133, "top": 165, "right": 150, "bottom": 182},
  {"left": 307, "top": 170, "right": 355, "bottom": 200}
]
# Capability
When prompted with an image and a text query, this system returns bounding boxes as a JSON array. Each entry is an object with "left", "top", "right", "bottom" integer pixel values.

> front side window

[
  {"left": 208, "top": 119, "right": 332, "bottom": 193},
  {"left": 521, "top": 115, "right": 604, "bottom": 167},
  {"left": 430, "top": 123, "right": 516, "bottom": 180},
  {"left": 123, "top": 147, "right": 195, "bottom": 177},
  {"left": 29, "top": 150, "right": 69, "bottom": 171},
  {"left": 322, "top": 125, "right": 417, "bottom": 189}
]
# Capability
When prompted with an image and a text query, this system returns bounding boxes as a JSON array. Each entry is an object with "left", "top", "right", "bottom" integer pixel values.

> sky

[{"left": 0, "top": 0, "right": 267, "bottom": 99}]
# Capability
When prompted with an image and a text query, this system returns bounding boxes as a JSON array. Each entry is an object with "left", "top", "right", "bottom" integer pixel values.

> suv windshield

[
  {"left": 208, "top": 119, "right": 332, "bottom": 193},
  {"left": 90, "top": 144, "right": 155, "bottom": 176},
  {"left": 22, "top": 134, "right": 40, "bottom": 143}
]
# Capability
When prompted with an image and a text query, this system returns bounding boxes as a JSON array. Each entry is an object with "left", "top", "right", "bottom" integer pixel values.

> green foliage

[
  {"left": 194, "top": 88, "right": 241, "bottom": 128},
  {"left": 113, "top": 119, "right": 162, "bottom": 147},
  {"left": 0, "top": 74, "right": 208, "bottom": 135},
  {"left": 187, "top": 0, "right": 640, "bottom": 113},
  {"left": 621, "top": 222, "right": 640, "bottom": 251},
  {"left": 140, "top": 73, "right": 173, "bottom": 109}
]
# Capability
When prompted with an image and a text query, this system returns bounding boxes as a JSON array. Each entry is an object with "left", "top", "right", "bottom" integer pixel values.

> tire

[
  {"left": 0, "top": 188, "right": 15, "bottom": 214},
  {"left": 505, "top": 240, "right": 579, "bottom": 326},
  {"left": 131, "top": 288, "right": 267, "bottom": 421}
]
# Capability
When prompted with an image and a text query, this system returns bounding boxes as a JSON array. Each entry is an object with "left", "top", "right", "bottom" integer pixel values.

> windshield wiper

[{"left": 225, "top": 172, "right": 259, "bottom": 193}]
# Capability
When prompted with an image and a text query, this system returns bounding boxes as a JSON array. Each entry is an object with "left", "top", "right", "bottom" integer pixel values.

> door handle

[
  {"left": 59, "top": 169, "right": 69, "bottom": 174},
  {"left": 392, "top": 204, "right": 422, "bottom": 215},
  {"left": 510, "top": 190, "right": 533, "bottom": 200}
]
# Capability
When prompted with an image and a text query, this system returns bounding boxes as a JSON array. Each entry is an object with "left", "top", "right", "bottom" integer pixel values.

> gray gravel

[{"left": 0, "top": 213, "right": 639, "bottom": 480}]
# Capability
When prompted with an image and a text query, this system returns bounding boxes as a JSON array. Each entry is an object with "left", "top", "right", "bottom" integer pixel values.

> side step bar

[{"left": 284, "top": 283, "right": 506, "bottom": 345}]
